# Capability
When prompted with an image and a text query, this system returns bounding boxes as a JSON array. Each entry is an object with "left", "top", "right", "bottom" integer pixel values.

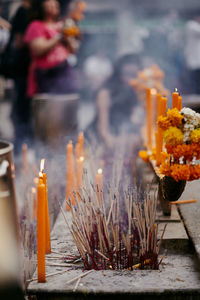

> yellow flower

[
  {"left": 138, "top": 150, "right": 149, "bottom": 162},
  {"left": 163, "top": 126, "right": 184, "bottom": 146},
  {"left": 150, "top": 148, "right": 156, "bottom": 160},
  {"left": 157, "top": 116, "right": 171, "bottom": 130},
  {"left": 190, "top": 129, "right": 200, "bottom": 143},
  {"left": 167, "top": 108, "right": 183, "bottom": 127}
]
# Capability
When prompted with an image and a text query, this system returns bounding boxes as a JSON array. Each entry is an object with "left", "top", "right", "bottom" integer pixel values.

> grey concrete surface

[{"left": 179, "top": 181, "right": 200, "bottom": 260}]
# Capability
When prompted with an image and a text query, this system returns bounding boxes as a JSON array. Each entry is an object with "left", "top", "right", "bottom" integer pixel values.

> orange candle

[
  {"left": 178, "top": 96, "right": 182, "bottom": 111},
  {"left": 160, "top": 96, "right": 167, "bottom": 116},
  {"left": 43, "top": 173, "right": 51, "bottom": 254},
  {"left": 77, "top": 156, "right": 84, "bottom": 189},
  {"left": 37, "top": 177, "right": 46, "bottom": 282},
  {"left": 151, "top": 88, "right": 157, "bottom": 126},
  {"left": 96, "top": 168, "right": 103, "bottom": 192},
  {"left": 156, "top": 96, "right": 167, "bottom": 166},
  {"left": 22, "top": 143, "right": 28, "bottom": 173},
  {"left": 78, "top": 132, "right": 84, "bottom": 157},
  {"left": 172, "top": 89, "right": 179, "bottom": 109},
  {"left": 66, "top": 141, "right": 77, "bottom": 210},
  {"left": 156, "top": 93, "right": 162, "bottom": 122},
  {"left": 146, "top": 88, "right": 152, "bottom": 150},
  {"left": 32, "top": 187, "right": 37, "bottom": 221},
  {"left": 75, "top": 142, "right": 80, "bottom": 160}
]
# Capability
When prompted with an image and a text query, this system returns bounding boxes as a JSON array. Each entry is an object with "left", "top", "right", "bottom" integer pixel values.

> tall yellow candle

[
  {"left": 43, "top": 173, "right": 51, "bottom": 254},
  {"left": 172, "top": 89, "right": 179, "bottom": 109},
  {"left": 37, "top": 177, "right": 46, "bottom": 283},
  {"left": 146, "top": 88, "right": 152, "bottom": 150},
  {"left": 66, "top": 141, "right": 77, "bottom": 210}
]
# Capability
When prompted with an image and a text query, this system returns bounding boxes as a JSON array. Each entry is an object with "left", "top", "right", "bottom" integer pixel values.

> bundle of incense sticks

[{"left": 64, "top": 168, "right": 166, "bottom": 271}]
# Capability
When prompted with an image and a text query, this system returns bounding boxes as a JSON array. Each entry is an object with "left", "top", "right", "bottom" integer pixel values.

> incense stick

[
  {"left": 66, "top": 270, "right": 94, "bottom": 285},
  {"left": 170, "top": 199, "right": 197, "bottom": 205}
]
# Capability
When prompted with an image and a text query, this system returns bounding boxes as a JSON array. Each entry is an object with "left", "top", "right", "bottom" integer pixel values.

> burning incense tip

[
  {"left": 40, "top": 158, "right": 45, "bottom": 173},
  {"left": 151, "top": 88, "right": 157, "bottom": 95},
  {"left": 97, "top": 168, "right": 103, "bottom": 175}
]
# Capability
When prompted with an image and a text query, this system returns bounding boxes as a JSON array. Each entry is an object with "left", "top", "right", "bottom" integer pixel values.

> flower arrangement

[{"left": 158, "top": 107, "right": 200, "bottom": 181}]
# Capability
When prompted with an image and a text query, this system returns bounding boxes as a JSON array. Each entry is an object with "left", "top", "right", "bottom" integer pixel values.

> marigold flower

[
  {"left": 190, "top": 129, "right": 200, "bottom": 143},
  {"left": 163, "top": 126, "right": 183, "bottom": 146},
  {"left": 150, "top": 148, "right": 156, "bottom": 160},
  {"left": 165, "top": 143, "right": 200, "bottom": 161},
  {"left": 159, "top": 163, "right": 200, "bottom": 181},
  {"left": 161, "top": 151, "right": 170, "bottom": 163},
  {"left": 160, "top": 162, "right": 171, "bottom": 177},
  {"left": 138, "top": 150, "right": 149, "bottom": 162},
  {"left": 157, "top": 116, "right": 171, "bottom": 130},
  {"left": 170, "top": 164, "right": 190, "bottom": 181},
  {"left": 167, "top": 108, "right": 183, "bottom": 127}
]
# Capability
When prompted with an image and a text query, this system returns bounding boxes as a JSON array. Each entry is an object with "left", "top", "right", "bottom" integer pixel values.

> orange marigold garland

[
  {"left": 139, "top": 104, "right": 200, "bottom": 182},
  {"left": 165, "top": 144, "right": 200, "bottom": 161},
  {"left": 160, "top": 163, "right": 200, "bottom": 181},
  {"left": 157, "top": 108, "right": 183, "bottom": 130}
]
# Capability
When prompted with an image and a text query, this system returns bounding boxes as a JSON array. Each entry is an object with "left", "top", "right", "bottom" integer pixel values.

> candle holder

[{"left": 157, "top": 175, "right": 186, "bottom": 216}]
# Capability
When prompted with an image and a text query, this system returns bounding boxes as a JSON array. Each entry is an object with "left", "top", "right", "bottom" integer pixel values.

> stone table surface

[
  {"left": 179, "top": 180, "right": 200, "bottom": 260},
  {"left": 27, "top": 205, "right": 200, "bottom": 299}
]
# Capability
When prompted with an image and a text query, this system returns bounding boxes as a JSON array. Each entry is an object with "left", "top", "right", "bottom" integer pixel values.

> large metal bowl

[{"left": 32, "top": 93, "right": 79, "bottom": 147}]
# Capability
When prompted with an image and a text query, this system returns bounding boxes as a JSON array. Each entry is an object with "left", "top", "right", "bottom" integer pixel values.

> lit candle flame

[
  {"left": 40, "top": 158, "right": 45, "bottom": 173},
  {"left": 97, "top": 168, "right": 102, "bottom": 175},
  {"left": 39, "top": 171, "right": 43, "bottom": 178},
  {"left": 32, "top": 187, "right": 36, "bottom": 194},
  {"left": 151, "top": 88, "right": 157, "bottom": 95},
  {"left": 175, "top": 88, "right": 178, "bottom": 92},
  {"left": 80, "top": 156, "right": 84, "bottom": 162}
]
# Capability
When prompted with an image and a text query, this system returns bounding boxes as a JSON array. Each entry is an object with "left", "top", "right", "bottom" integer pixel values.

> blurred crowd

[
  {"left": 0, "top": 1, "right": 200, "bottom": 152},
  {"left": 0, "top": 0, "right": 85, "bottom": 153}
]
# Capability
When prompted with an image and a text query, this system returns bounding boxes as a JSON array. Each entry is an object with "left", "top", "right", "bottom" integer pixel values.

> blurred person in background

[
  {"left": 4, "top": 0, "right": 32, "bottom": 154},
  {"left": 24, "top": 0, "right": 80, "bottom": 97},
  {"left": 83, "top": 49, "right": 113, "bottom": 100},
  {"left": 88, "top": 54, "right": 143, "bottom": 148},
  {"left": 184, "top": 14, "right": 200, "bottom": 94},
  {"left": 0, "top": 17, "right": 10, "bottom": 53}
]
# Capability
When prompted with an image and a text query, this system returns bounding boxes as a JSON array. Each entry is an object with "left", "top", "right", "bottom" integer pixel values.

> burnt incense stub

[{"left": 158, "top": 176, "right": 186, "bottom": 216}]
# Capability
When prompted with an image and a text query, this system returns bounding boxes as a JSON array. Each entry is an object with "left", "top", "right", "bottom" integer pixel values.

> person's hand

[{"left": 60, "top": 34, "right": 80, "bottom": 53}]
